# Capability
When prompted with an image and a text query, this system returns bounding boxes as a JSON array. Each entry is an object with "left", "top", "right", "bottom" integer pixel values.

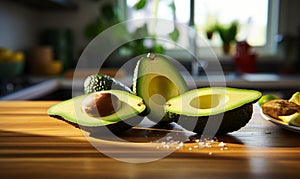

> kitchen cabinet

[
  {"left": 5, "top": 0, "right": 79, "bottom": 11},
  {"left": 0, "top": 0, "right": 96, "bottom": 63}
]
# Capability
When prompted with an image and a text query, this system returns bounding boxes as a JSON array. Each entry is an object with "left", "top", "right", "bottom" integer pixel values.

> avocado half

[
  {"left": 48, "top": 90, "right": 146, "bottom": 134},
  {"left": 165, "top": 87, "right": 262, "bottom": 135},
  {"left": 133, "top": 53, "right": 188, "bottom": 123}
]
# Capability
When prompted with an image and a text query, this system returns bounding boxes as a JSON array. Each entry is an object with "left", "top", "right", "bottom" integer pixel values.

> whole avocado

[{"left": 84, "top": 74, "right": 132, "bottom": 94}]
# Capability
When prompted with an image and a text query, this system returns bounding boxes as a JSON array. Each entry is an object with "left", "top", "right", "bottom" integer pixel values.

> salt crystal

[
  {"left": 218, "top": 142, "right": 226, "bottom": 147},
  {"left": 178, "top": 142, "right": 184, "bottom": 147},
  {"left": 205, "top": 143, "right": 212, "bottom": 148},
  {"left": 163, "top": 145, "right": 170, "bottom": 149},
  {"left": 199, "top": 142, "right": 205, "bottom": 148},
  {"left": 166, "top": 136, "right": 173, "bottom": 140}
]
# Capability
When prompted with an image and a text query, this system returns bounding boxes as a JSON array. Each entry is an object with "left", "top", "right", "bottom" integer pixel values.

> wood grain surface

[{"left": 0, "top": 101, "right": 300, "bottom": 178}]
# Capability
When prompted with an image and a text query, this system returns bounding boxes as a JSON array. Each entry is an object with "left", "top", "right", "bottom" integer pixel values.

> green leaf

[
  {"left": 84, "top": 22, "right": 104, "bottom": 39},
  {"left": 168, "top": 27, "right": 180, "bottom": 42},
  {"left": 101, "top": 3, "right": 115, "bottom": 21},
  {"left": 152, "top": 44, "right": 165, "bottom": 54},
  {"left": 112, "top": 23, "right": 131, "bottom": 41},
  {"left": 134, "top": 0, "right": 147, "bottom": 10},
  {"left": 132, "top": 24, "right": 149, "bottom": 39},
  {"left": 215, "top": 21, "right": 238, "bottom": 43},
  {"left": 169, "top": 1, "right": 176, "bottom": 13}
]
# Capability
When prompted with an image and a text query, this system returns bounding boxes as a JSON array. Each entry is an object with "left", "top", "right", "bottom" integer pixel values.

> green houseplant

[
  {"left": 215, "top": 21, "right": 238, "bottom": 54},
  {"left": 84, "top": 0, "right": 179, "bottom": 58}
]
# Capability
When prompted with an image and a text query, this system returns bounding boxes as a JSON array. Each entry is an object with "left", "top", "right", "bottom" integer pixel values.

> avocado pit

[{"left": 82, "top": 92, "right": 121, "bottom": 117}]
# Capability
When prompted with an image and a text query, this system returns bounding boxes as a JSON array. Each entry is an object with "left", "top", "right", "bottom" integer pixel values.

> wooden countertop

[{"left": 0, "top": 101, "right": 300, "bottom": 178}]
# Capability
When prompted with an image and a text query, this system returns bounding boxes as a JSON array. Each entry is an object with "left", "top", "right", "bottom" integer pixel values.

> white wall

[
  {"left": 0, "top": 0, "right": 104, "bottom": 54},
  {"left": 0, "top": 1, "right": 38, "bottom": 51}
]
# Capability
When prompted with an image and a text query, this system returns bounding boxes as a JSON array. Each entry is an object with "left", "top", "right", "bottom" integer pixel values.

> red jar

[{"left": 233, "top": 41, "right": 256, "bottom": 73}]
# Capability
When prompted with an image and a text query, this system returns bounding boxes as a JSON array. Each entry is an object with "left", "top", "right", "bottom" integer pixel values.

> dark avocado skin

[
  {"left": 174, "top": 103, "right": 253, "bottom": 135},
  {"left": 49, "top": 114, "right": 143, "bottom": 136},
  {"left": 82, "top": 114, "right": 143, "bottom": 136},
  {"left": 84, "top": 74, "right": 132, "bottom": 94}
]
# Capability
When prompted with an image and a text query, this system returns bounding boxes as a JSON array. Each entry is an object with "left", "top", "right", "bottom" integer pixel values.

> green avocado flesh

[
  {"left": 48, "top": 90, "right": 145, "bottom": 128},
  {"left": 165, "top": 87, "right": 262, "bottom": 134},
  {"left": 133, "top": 53, "right": 188, "bottom": 122},
  {"left": 166, "top": 87, "right": 261, "bottom": 116}
]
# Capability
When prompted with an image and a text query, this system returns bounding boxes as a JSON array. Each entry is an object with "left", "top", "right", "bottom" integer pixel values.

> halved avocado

[
  {"left": 165, "top": 87, "right": 262, "bottom": 135},
  {"left": 48, "top": 90, "right": 146, "bottom": 134},
  {"left": 133, "top": 53, "right": 188, "bottom": 123}
]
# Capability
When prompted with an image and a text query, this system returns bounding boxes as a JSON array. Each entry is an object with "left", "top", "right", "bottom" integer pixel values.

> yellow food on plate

[
  {"left": 289, "top": 113, "right": 300, "bottom": 127},
  {"left": 279, "top": 113, "right": 300, "bottom": 127},
  {"left": 289, "top": 92, "right": 300, "bottom": 106},
  {"left": 279, "top": 112, "right": 299, "bottom": 123},
  {"left": 261, "top": 99, "right": 300, "bottom": 119},
  {"left": 262, "top": 92, "right": 300, "bottom": 127}
]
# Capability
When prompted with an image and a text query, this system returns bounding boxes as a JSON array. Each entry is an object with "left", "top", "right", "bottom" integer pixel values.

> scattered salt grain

[
  {"left": 163, "top": 144, "right": 170, "bottom": 149},
  {"left": 218, "top": 142, "right": 226, "bottom": 147},
  {"left": 178, "top": 142, "right": 184, "bottom": 147},
  {"left": 205, "top": 143, "right": 212, "bottom": 148},
  {"left": 166, "top": 136, "right": 173, "bottom": 140},
  {"left": 154, "top": 136, "right": 228, "bottom": 152}
]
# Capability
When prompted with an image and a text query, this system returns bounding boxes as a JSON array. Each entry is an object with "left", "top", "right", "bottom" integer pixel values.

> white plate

[{"left": 260, "top": 109, "right": 300, "bottom": 133}]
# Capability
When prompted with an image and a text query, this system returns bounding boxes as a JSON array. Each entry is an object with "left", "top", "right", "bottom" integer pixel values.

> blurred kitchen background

[{"left": 0, "top": 0, "right": 300, "bottom": 100}]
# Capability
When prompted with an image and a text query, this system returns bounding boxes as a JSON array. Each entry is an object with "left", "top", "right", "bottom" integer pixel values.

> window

[
  {"left": 195, "top": 0, "right": 268, "bottom": 46},
  {"left": 122, "top": 0, "right": 279, "bottom": 58}
]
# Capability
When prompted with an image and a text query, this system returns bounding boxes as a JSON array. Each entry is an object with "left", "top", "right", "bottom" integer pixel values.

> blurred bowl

[{"left": 0, "top": 61, "right": 24, "bottom": 77}]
